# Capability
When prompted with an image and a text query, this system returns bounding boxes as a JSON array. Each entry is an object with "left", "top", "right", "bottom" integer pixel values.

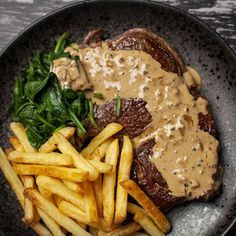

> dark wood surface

[{"left": 0, "top": 0, "right": 235, "bottom": 235}]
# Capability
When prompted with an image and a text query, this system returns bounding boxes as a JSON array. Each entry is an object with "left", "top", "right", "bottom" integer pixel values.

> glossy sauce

[{"left": 54, "top": 43, "right": 219, "bottom": 199}]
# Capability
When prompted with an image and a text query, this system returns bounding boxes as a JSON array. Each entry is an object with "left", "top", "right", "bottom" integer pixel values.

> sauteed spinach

[{"left": 10, "top": 33, "right": 95, "bottom": 148}]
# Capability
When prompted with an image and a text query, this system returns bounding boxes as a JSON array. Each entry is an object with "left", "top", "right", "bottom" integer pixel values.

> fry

[
  {"left": 38, "top": 185, "right": 54, "bottom": 202},
  {"left": 39, "top": 127, "right": 75, "bottom": 153},
  {"left": 115, "top": 135, "right": 133, "bottom": 224},
  {"left": 9, "top": 136, "right": 24, "bottom": 152},
  {"left": 134, "top": 212, "right": 164, "bottom": 236},
  {"left": 63, "top": 180, "right": 84, "bottom": 195},
  {"left": 36, "top": 176, "right": 85, "bottom": 210},
  {"left": 10, "top": 122, "right": 36, "bottom": 152},
  {"left": 9, "top": 151, "right": 73, "bottom": 166},
  {"left": 59, "top": 201, "right": 116, "bottom": 231},
  {"left": 120, "top": 180, "right": 171, "bottom": 233},
  {"left": 91, "top": 138, "right": 114, "bottom": 160},
  {"left": 5, "top": 148, "right": 13, "bottom": 156},
  {"left": 93, "top": 174, "right": 103, "bottom": 217},
  {"left": 0, "top": 147, "right": 24, "bottom": 206},
  {"left": 53, "top": 132, "right": 99, "bottom": 181},
  {"left": 127, "top": 202, "right": 145, "bottom": 215},
  {"left": 22, "top": 176, "right": 36, "bottom": 225},
  {"left": 82, "top": 123, "right": 123, "bottom": 157},
  {"left": 24, "top": 188, "right": 91, "bottom": 236},
  {"left": 30, "top": 223, "right": 53, "bottom": 236},
  {"left": 83, "top": 181, "right": 98, "bottom": 223},
  {"left": 102, "top": 139, "right": 119, "bottom": 225},
  {"left": 13, "top": 164, "right": 88, "bottom": 182},
  {"left": 37, "top": 208, "right": 65, "bottom": 236},
  {"left": 89, "top": 160, "right": 113, "bottom": 173},
  {"left": 106, "top": 222, "right": 142, "bottom": 236},
  {"left": 58, "top": 200, "right": 87, "bottom": 223}
]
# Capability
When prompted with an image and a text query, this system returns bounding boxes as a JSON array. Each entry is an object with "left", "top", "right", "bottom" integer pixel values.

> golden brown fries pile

[{"left": 0, "top": 122, "right": 171, "bottom": 236}]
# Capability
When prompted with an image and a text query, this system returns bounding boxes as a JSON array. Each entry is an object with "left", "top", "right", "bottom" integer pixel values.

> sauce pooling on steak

[{"left": 56, "top": 42, "right": 219, "bottom": 200}]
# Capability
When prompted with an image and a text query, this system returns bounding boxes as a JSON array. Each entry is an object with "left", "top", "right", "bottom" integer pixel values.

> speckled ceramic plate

[{"left": 0, "top": 1, "right": 235, "bottom": 235}]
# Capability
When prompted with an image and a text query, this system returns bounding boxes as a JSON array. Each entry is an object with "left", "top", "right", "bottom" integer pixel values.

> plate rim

[{"left": 0, "top": 0, "right": 235, "bottom": 235}]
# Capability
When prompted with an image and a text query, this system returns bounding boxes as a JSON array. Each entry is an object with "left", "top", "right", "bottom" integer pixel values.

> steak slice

[
  {"left": 85, "top": 98, "right": 152, "bottom": 139},
  {"left": 131, "top": 139, "right": 185, "bottom": 211},
  {"left": 109, "top": 28, "right": 185, "bottom": 75}
]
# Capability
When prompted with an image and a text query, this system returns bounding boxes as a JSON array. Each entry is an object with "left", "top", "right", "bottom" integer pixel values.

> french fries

[
  {"left": 10, "top": 122, "right": 36, "bottom": 152},
  {"left": 81, "top": 123, "right": 123, "bottom": 157},
  {"left": 90, "top": 137, "right": 114, "bottom": 160},
  {"left": 63, "top": 180, "right": 84, "bottom": 195},
  {"left": 120, "top": 180, "right": 171, "bottom": 233},
  {"left": 22, "top": 176, "right": 37, "bottom": 225},
  {"left": 102, "top": 139, "right": 119, "bottom": 225},
  {"left": 9, "top": 136, "right": 24, "bottom": 152},
  {"left": 9, "top": 151, "right": 73, "bottom": 166},
  {"left": 83, "top": 181, "right": 98, "bottom": 223},
  {"left": 0, "top": 147, "right": 24, "bottom": 206},
  {"left": 37, "top": 208, "right": 65, "bottom": 236},
  {"left": 52, "top": 132, "right": 99, "bottom": 181},
  {"left": 89, "top": 160, "right": 113, "bottom": 173},
  {"left": 39, "top": 127, "right": 75, "bottom": 153},
  {"left": 36, "top": 176, "right": 85, "bottom": 210},
  {"left": 134, "top": 212, "right": 164, "bottom": 236},
  {"left": 1, "top": 122, "right": 171, "bottom": 235},
  {"left": 105, "top": 222, "right": 142, "bottom": 236},
  {"left": 24, "top": 188, "right": 91, "bottom": 236},
  {"left": 114, "top": 136, "right": 133, "bottom": 224},
  {"left": 13, "top": 164, "right": 88, "bottom": 182}
]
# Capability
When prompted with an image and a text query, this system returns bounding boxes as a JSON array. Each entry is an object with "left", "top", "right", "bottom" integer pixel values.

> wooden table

[{"left": 0, "top": 0, "right": 235, "bottom": 235}]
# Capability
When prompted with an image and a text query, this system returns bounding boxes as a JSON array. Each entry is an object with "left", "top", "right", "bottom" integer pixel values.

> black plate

[{"left": 0, "top": 1, "right": 236, "bottom": 235}]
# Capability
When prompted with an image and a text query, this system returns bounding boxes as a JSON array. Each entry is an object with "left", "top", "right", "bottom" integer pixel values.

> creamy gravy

[{"left": 57, "top": 42, "right": 219, "bottom": 199}]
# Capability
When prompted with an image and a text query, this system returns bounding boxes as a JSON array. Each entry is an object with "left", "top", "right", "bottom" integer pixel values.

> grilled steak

[
  {"left": 81, "top": 29, "right": 221, "bottom": 211},
  {"left": 86, "top": 98, "right": 152, "bottom": 138},
  {"left": 109, "top": 28, "right": 185, "bottom": 75}
]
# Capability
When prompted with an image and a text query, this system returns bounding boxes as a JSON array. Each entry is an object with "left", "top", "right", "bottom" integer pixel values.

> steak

[
  {"left": 108, "top": 28, "right": 185, "bottom": 75},
  {"left": 81, "top": 29, "right": 221, "bottom": 211},
  {"left": 86, "top": 98, "right": 152, "bottom": 139}
]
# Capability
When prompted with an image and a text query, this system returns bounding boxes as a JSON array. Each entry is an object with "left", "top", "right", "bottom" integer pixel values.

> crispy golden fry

[
  {"left": 10, "top": 122, "right": 36, "bottom": 152},
  {"left": 13, "top": 164, "right": 88, "bottom": 182},
  {"left": 120, "top": 180, "right": 171, "bottom": 233},
  {"left": 9, "top": 136, "right": 24, "bottom": 152},
  {"left": 0, "top": 147, "right": 24, "bottom": 206},
  {"left": 89, "top": 160, "right": 113, "bottom": 173},
  {"left": 52, "top": 132, "right": 99, "bottom": 181},
  {"left": 127, "top": 203, "right": 145, "bottom": 215},
  {"left": 30, "top": 223, "right": 53, "bottom": 236},
  {"left": 114, "top": 136, "right": 133, "bottom": 224},
  {"left": 106, "top": 222, "right": 142, "bottom": 236},
  {"left": 53, "top": 195, "right": 63, "bottom": 207},
  {"left": 39, "top": 127, "right": 75, "bottom": 153},
  {"left": 81, "top": 123, "right": 123, "bottom": 157},
  {"left": 21, "top": 176, "right": 36, "bottom": 225},
  {"left": 37, "top": 208, "right": 65, "bottom": 236},
  {"left": 9, "top": 151, "right": 73, "bottom": 166},
  {"left": 90, "top": 138, "right": 114, "bottom": 160},
  {"left": 36, "top": 176, "right": 85, "bottom": 210},
  {"left": 38, "top": 185, "right": 54, "bottom": 203},
  {"left": 102, "top": 139, "right": 119, "bottom": 225},
  {"left": 63, "top": 180, "right": 84, "bottom": 195},
  {"left": 134, "top": 212, "right": 164, "bottom": 236},
  {"left": 83, "top": 181, "right": 98, "bottom": 223},
  {"left": 24, "top": 188, "right": 91, "bottom": 236},
  {"left": 93, "top": 174, "right": 103, "bottom": 217},
  {"left": 58, "top": 200, "right": 87, "bottom": 223},
  {"left": 59, "top": 201, "right": 116, "bottom": 231}
]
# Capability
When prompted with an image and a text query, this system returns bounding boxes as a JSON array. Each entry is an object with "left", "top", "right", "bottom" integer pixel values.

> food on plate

[{"left": 0, "top": 28, "right": 222, "bottom": 235}]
